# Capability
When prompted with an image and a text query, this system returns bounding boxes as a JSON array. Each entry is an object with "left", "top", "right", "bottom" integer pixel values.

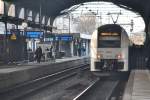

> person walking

[{"left": 35, "top": 46, "right": 42, "bottom": 63}]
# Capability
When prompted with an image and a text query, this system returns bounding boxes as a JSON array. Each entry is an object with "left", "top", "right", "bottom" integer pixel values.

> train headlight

[
  {"left": 97, "top": 54, "right": 101, "bottom": 59},
  {"left": 117, "top": 53, "right": 122, "bottom": 60}
]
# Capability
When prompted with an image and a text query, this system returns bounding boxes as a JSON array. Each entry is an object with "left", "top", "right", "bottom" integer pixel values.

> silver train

[{"left": 90, "top": 24, "right": 130, "bottom": 74}]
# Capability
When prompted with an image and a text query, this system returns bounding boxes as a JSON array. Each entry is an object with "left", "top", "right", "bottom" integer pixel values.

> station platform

[
  {"left": 0, "top": 56, "right": 89, "bottom": 92},
  {"left": 123, "top": 70, "right": 150, "bottom": 100},
  {"left": 26, "top": 56, "right": 85, "bottom": 66},
  {"left": 0, "top": 56, "right": 87, "bottom": 68},
  {"left": 0, "top": 56, "right": 87, "bottom": 72}
]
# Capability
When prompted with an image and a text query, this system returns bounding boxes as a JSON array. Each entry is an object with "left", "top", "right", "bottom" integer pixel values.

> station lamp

[{"left": 22, "top": 21, "right": 28, "bottom": 29}]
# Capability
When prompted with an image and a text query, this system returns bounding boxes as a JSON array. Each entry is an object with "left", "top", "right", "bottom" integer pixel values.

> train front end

[{"left": 90, "top": 24, "right": 129, "bottom": 74}]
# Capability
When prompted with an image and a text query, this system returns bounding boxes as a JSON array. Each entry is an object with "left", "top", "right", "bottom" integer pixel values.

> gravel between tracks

[{"left": 18, "top": 71, "right": 97, "bottom": 100}]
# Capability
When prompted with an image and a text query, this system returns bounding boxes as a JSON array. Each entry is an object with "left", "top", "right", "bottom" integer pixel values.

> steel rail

[
  {"left": 0, "top": 64, "right": 89, "bottom": 100},
  {"left": 73, "top": 79, "right": 119, "bottom": 100}
]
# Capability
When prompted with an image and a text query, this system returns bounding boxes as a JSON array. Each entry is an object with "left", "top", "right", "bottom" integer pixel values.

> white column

[
  {"left": 71, "top": 41, "right": 74, "bottom": 56},
  {"left": 86, "top": 40, "right": 89, "bottom": 56}
]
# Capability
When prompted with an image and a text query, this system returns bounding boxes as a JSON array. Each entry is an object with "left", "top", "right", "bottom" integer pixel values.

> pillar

[{"left": 71, "top": 41, "right": 73, "bottom": 56}]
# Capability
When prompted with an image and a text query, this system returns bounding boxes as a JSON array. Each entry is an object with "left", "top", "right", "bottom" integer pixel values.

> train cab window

[{"left": 98, "top": 32, "right": 121, "bottom": 48}]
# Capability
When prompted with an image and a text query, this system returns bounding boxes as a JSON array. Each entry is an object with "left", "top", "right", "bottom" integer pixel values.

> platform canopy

[{"left": 11, "top": 0, "right": 150, "bottom": 21}]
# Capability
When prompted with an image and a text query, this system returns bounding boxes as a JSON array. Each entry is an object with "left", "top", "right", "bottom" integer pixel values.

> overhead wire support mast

[
  {"left": 107, "top": 10, "right": 122, "bottom": 24},
  {"left": 39, "top": 0, "right": 43, "bottom": 41},
  {"left": 3, "top": 1, "right": 8, "bottom": 63}
]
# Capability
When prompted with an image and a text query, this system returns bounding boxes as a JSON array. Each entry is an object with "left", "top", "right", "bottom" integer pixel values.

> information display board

[
  {"left": 55, "top": 35, "right": 73, "bottom": 41},
  {"left": 26, "top": 31, "right": 43, "bottom": 38}
]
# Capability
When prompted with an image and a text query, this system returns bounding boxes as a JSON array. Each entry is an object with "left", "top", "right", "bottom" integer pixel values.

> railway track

[
  {"left": 0, "top": 64, "right": 89, "bottom": 100},
  {"left": 73, "top": 78, "right": 120, "bottom": 100}
]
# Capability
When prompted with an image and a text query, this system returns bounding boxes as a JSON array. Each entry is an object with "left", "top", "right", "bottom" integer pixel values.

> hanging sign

[{"left": 10, "top": 33, "right": 17, "bottom": 40}]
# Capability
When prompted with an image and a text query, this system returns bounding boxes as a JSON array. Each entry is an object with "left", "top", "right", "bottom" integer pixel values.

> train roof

[{"left": 98, "top": 24, "right": 123, "bottom": 33}]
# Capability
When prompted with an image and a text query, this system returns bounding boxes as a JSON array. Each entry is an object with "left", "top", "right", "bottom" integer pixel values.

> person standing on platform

[
  {"left": 49, "top": 46, "right": 53, "bottom": 58},
  {"left": 35, "top": 46, "right": 42, "bottom": 63},
  {"left": 77, "top": 44, "right": 81, "bottom": 57}
]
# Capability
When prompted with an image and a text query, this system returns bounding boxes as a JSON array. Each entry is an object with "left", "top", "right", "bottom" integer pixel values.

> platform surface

[
  {"left": 123, "top": 70, "right": 150, "bottom": 100},
  {"left": 0, "top": 56, "right": 89, "bottom": 91},
  {"left": 0, "top": 56, "right": 87, "bottom": 74}
]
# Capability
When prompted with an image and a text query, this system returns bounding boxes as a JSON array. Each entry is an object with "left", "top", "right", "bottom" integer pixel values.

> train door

[{"left": 129, "top": 45, "right": 147, "bottom": 69}]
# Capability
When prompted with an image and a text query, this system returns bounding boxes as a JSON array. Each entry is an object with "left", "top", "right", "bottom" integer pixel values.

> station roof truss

[
  {"left": 0, "top": 0, "right": 149, "bottom": 33},
  {"left": 11, "top": 0, "right": 150, "bottom": 22}
]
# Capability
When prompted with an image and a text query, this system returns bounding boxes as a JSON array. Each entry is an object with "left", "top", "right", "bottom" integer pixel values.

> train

[{"left": 90, "top": 24, "right": 130, "bottom": 75}]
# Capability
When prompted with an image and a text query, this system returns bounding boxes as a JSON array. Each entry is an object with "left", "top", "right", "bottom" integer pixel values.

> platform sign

[
  {"left": 55, "top": 36, "right": 59, "bottom": 41},
  {"left": 26, "top": 31, "right": 43, "bottom": 39},
  {"left": 10, "top": 33, "right": 16, "bottom": 40},
  {"left": 9, "top": 29, "right": 22, "bottom": 40},
  {"left": 45, "top": 34, "right": 55, "bottom": 41},
  {"left": 60, "top": 35, "right": 73, "bottom": 41},
  {"left": 55, "top": 35, "right": 73, "bottom": 41}
]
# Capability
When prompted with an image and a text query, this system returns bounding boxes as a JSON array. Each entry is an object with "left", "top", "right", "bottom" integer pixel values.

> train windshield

[{"left": 98, "top": 32, "right": 121, "bottom": 48}]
